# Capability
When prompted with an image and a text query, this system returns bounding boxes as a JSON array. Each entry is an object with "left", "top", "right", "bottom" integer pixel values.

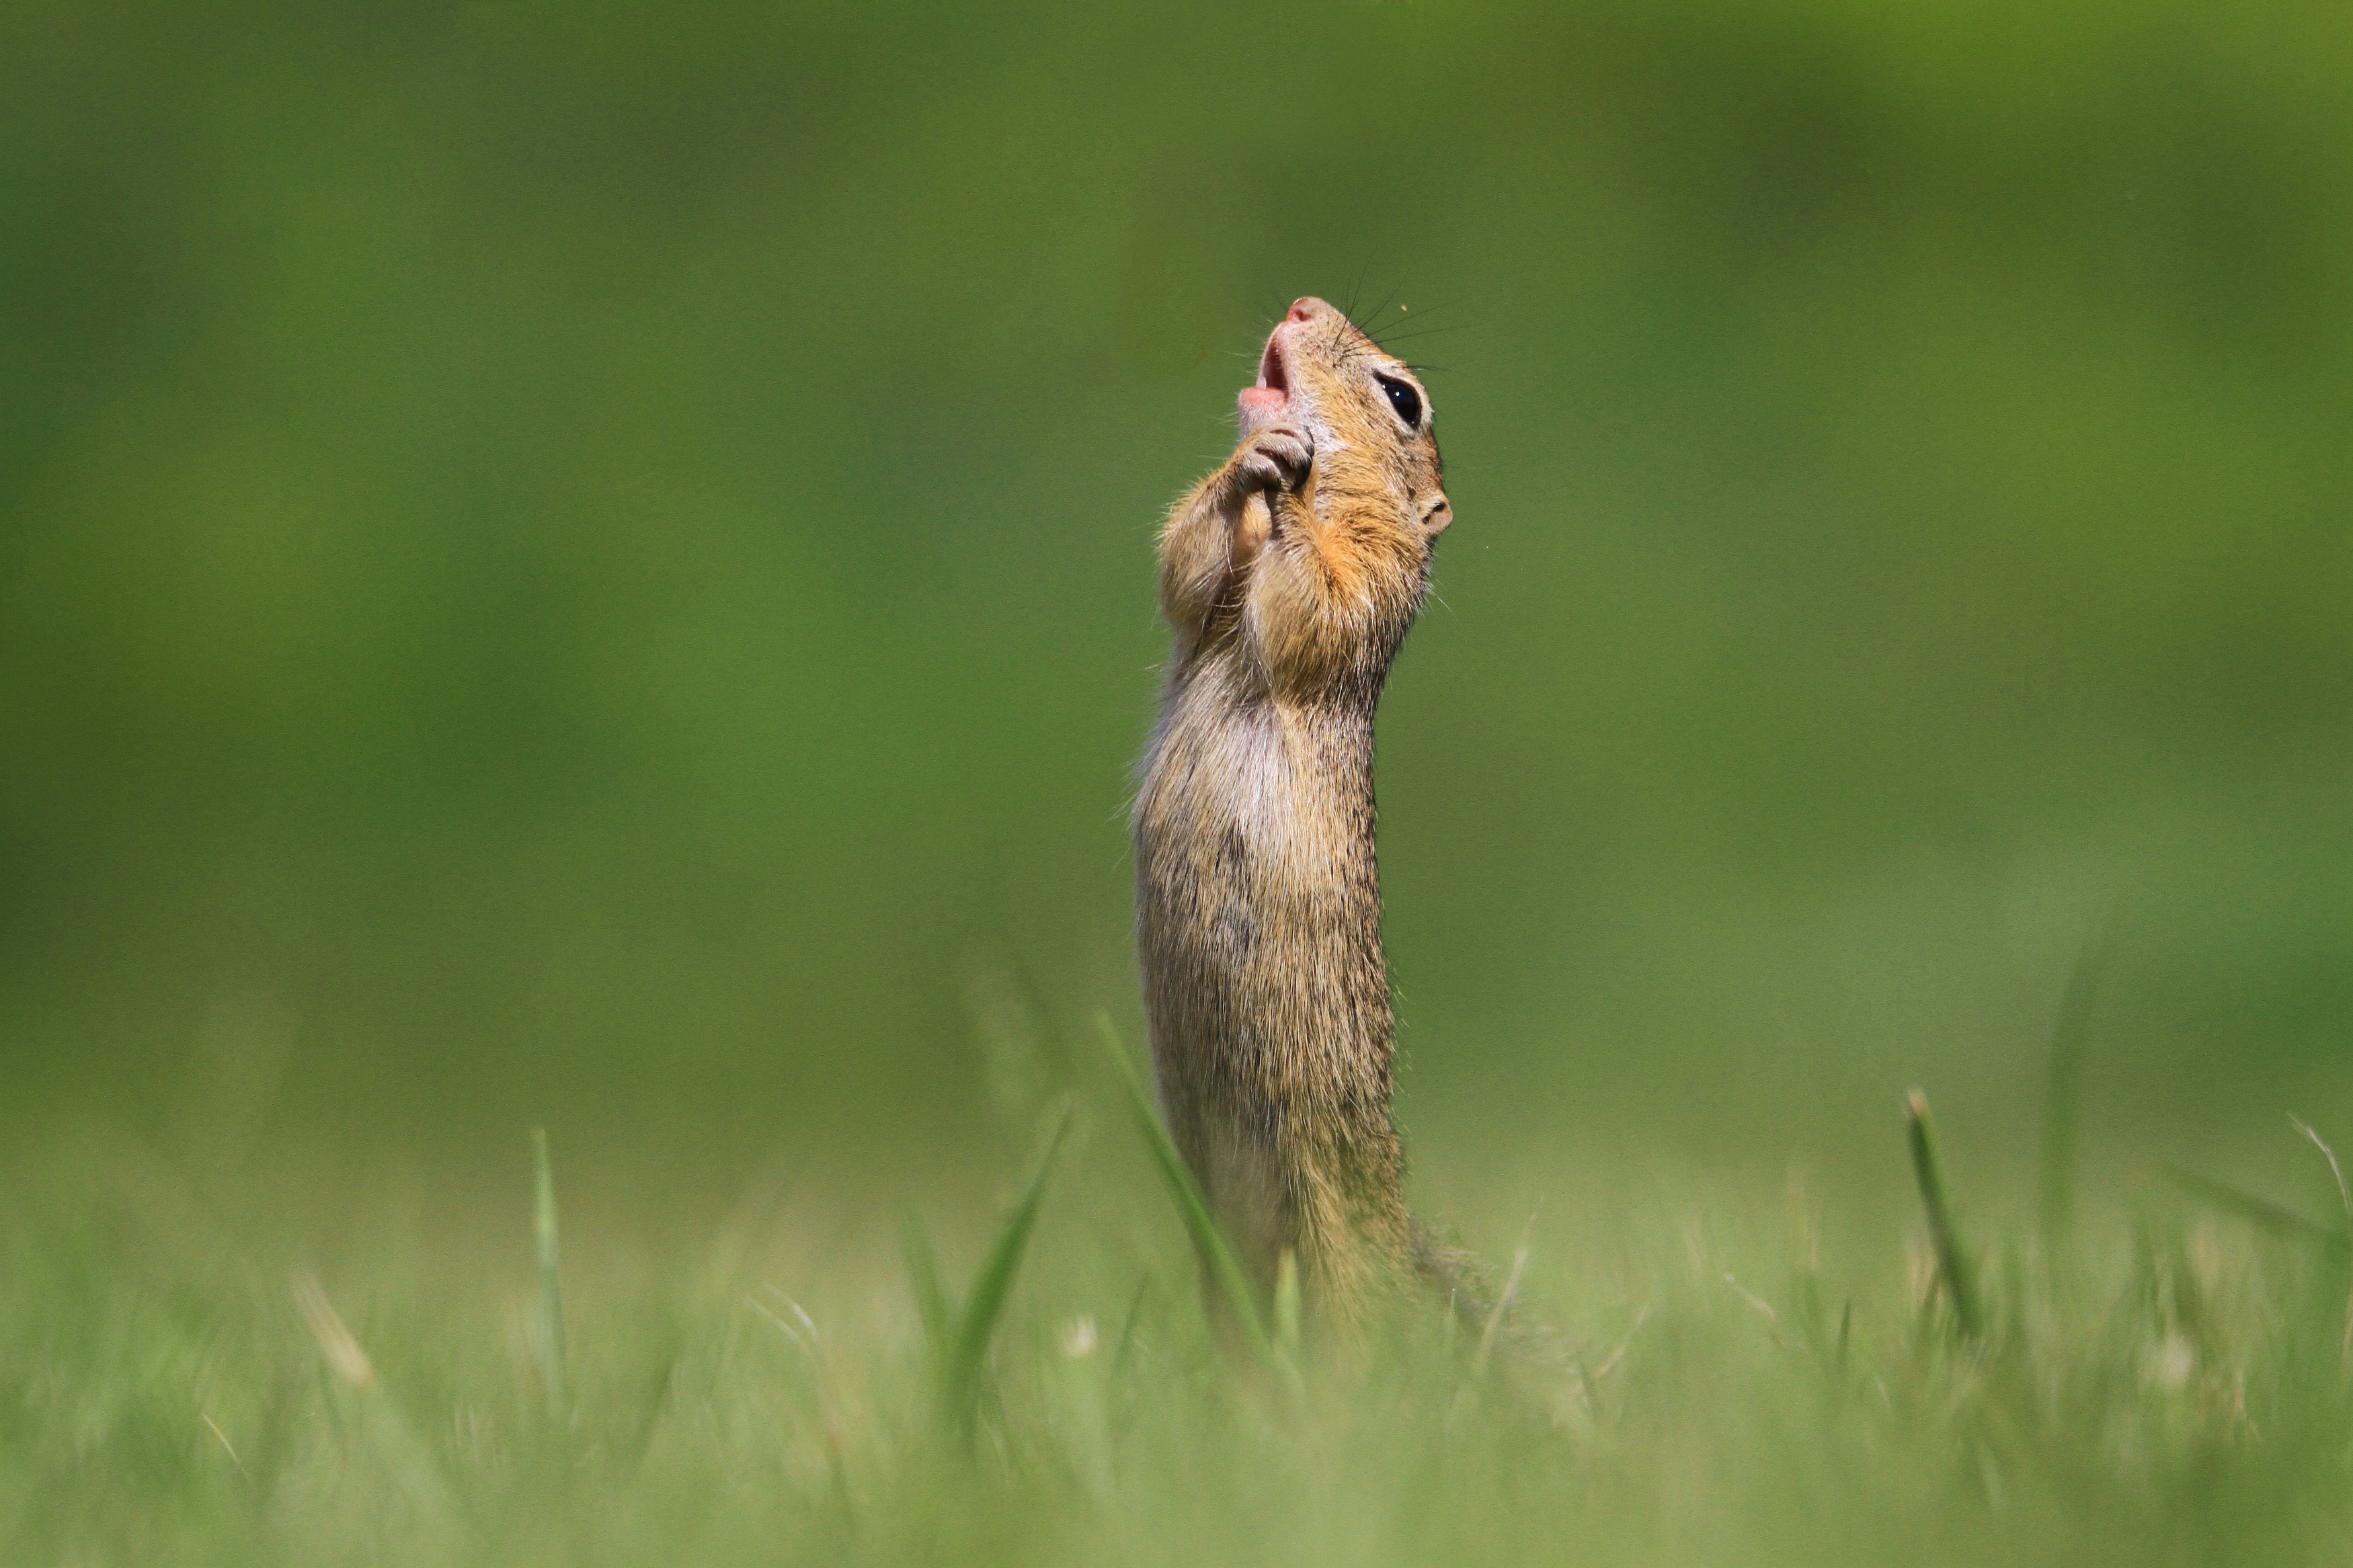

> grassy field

[
  {"left": 11, "top": 1020, "right": 2353, "bottom": 1568},
  {"left": 8, "top": 4, "right": 2353, "bottom": 1563}
]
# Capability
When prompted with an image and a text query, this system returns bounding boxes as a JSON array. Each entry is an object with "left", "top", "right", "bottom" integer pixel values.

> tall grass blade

[
  {"left": 292, "top": 1272, "right": 460, "bottom": 1529},
  {"left": 2153, "top": 1161, "right": 2352, "bottom": 1251},
  {"left": 2289, "top": 1116, "right": 2353, "bottom": 1363},
  {"left": 531, "top": 1126, "right": 567, "bottom": 1420},
  {"left": 1906, "top": 1089, "right": 1981, "bottom": 1344},
  {"left": 1096, "top": 1013, "right": 1274, "bottom": 1364},
  {"left": 1472, "top": 1224, "right": 1533, "bottom": 1382},
  {"left": 1111, "top": 1273, "right": 1152, "bottom": 1383},
  {"left": 899, "top": 1217, "right": 955, "bottom": 1378},
  {"left": 2038, "top": 923, "right": 2110, "bottom": 1247},
  {"left": 944, "top": 1101, "right": 1072, "bottom": 1437},
  {"left": 2290, "top": 1116, "right": 2353, "bottom": 1227}
]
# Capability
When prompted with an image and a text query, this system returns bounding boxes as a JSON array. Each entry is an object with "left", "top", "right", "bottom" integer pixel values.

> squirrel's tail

[{"left": 1411, "top": 1221, "right": 1571, "bottom": 1401}]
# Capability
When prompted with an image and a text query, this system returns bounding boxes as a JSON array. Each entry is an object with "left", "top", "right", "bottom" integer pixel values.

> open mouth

[
  {"left": 1238, "top": 330, "right": 1291, "bottom": 429},
  {"left": 1257, "top": 335, "right": 1290, "bottom": 397}
]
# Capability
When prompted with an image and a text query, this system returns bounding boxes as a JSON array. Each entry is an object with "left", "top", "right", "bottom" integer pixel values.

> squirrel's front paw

[{"left": 1236, "top": 426, "right": 1312, "bottom": 494}]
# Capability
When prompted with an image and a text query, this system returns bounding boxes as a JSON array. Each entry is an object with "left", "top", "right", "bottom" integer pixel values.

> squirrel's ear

[{"left": 1419, "top": 492, "right": 1453, "bottom": 538}]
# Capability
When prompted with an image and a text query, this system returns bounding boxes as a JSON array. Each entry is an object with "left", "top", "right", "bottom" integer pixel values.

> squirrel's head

[{"left": 1239, "top": 297, "right": 1451, "bottom": 542}]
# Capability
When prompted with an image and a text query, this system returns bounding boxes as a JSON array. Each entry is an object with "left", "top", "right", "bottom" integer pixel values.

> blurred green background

[{"left": 5, "top": 0, "right": 2350, "bottom": 1225}]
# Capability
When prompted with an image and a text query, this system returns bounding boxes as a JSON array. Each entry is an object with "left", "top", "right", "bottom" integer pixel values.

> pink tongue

[{"left": 1238, "top": 386, "right": 1285, "bottom": 413}]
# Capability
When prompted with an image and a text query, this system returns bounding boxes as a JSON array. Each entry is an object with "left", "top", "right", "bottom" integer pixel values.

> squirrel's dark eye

[{"left": 1375, "top": 374, "right": 1422, "bottom": 429}]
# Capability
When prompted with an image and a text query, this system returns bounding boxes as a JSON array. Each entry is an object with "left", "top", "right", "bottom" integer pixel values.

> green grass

[{"left": 7, "top": 1089, "right": 2353, "bottom": 1568}]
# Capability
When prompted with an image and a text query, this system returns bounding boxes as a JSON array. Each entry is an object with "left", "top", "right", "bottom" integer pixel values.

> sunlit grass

[{"left": 6, "top": 1073, "right": 2353, "bottom": 1567}]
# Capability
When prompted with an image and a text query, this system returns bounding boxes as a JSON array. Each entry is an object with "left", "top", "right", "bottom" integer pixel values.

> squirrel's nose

[{"left": 1286, "top": 298, "right": 1324, "bottom": 324}]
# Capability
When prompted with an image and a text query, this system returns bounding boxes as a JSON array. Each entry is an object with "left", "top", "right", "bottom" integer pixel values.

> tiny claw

[{"left": 1237, "top": 426, "right": 1312, "bottom": 494}]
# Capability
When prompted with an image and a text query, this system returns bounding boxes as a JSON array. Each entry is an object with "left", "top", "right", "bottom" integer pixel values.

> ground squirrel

[{"left": 1135, "top": 297, "right": 1453, "bottom": 1343}]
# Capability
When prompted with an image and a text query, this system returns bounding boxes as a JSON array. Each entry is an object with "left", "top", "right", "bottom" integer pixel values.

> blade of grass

[
  {"left": 944, "top": 1101, "right": 1073, "bottom": 1438},
  {"left": 2289, "top": 1116, "right": 2353, "bottom": 1228},
  {"left": 2288, "top": 1116, "right": 2353, "bottom": 1364},
  {"left": 531, "top": 1126, "right": 567, "bottom": 1421},
  {"left": 1111, "top": 1273, "right": 1152, "bottom": 1384},
  {"left": 1907, "top": 1089, "right": 1981, "bottom": 1344},
  {"left": 1471, "top": 1219, "right": 1535, "bottom": 1382},
  {"left": 1096, "top": 1013, "right": 1275, "bottom": 1365},
  {"left": 2038, "top": 921, "right": 2110, "bottom": 1247},
  {"left": 292, "top": 1272, "right": 458, "bottom": 1526},
  {"left": 2153, "top": 1160, "right": 2352, "bottom": 1251},
  {"left": 899, "top": 1217, "right": 955, "bottom": 1380}
]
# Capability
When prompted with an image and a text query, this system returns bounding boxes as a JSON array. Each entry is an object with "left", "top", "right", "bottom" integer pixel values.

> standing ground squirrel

[{"left": 1135, "top": 297, "right": 1454, "bottom": 1343}]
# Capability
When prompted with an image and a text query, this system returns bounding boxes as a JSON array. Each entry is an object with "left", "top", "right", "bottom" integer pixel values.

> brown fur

[{"left": 1134, "top": 298, "right": 1452, "bottom": 1342}]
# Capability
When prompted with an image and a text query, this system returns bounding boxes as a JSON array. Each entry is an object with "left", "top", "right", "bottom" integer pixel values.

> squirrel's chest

[{"left": 1135, "top": 688, "right": 1373, "bottom": 921}]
